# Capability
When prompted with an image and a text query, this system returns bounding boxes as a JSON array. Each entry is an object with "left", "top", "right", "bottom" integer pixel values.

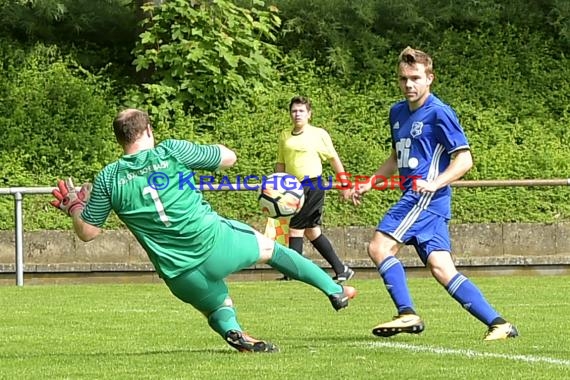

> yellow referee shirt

[{"left": 277, "top": 125, "right": 338, "bottom": 180}]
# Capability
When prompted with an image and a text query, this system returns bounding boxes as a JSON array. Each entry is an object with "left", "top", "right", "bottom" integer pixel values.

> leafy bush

[
  {"left": 274, "top": 0, "right": 570, "bottom": 81},
  {"left": 0, "top": 0, "right": 138, "bottom": 70},
  {"left": 132, "top": 0, "right": 281, "bottom": 118},
  {"left": 0, "top": 40, "right": 119, "bottom": 184}
]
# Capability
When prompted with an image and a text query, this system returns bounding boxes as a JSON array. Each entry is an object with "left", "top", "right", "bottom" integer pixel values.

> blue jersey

[{"left": 389, "top": 94, "right": 469, "bottom": 219}]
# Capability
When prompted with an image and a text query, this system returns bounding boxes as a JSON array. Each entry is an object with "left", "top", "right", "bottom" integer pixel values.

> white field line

[{"left": 359, "top": 341, "right": 570, "bottom": 367}]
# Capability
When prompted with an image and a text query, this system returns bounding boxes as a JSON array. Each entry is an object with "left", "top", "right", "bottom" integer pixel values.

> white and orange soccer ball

[{"left": 258, "top": 173, "right": 305, "bottom": 218}]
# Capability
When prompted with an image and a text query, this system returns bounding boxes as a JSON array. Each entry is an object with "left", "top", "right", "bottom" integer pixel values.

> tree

[{"left": 131, "top": 0, "right": 281, "bottom": 120}]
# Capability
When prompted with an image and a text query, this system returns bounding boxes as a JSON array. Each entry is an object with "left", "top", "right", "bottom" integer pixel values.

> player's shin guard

[
  {"left": 208, "top": 306, "right": 242, "bottom": 337},
  {"left": 378, "top": 256, "right": 416, "bottom": 315},
  {"left": 268, "top": 243, "right": 342, "bottom": 295},
  {"left": 446, "top": 273, "right": 501, "bottom": 325}
]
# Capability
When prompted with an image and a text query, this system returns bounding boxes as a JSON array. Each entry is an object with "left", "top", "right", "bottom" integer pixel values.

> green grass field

[{"left": 1, "top": 276, "right": 569, "bottom": 379}]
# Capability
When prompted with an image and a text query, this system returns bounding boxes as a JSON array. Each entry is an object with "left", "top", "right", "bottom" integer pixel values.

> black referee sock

[
  {"left": 289, "top": 236, "right": 304, "bottom": 255},
  {"left": 310, "top": 234, "right": 345, "bottom": 275}
]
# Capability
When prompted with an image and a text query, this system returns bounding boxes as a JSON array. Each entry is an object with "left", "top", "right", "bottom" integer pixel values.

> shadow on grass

[{"left": 0, "top": 347, "right": 241, "bottom": 359}]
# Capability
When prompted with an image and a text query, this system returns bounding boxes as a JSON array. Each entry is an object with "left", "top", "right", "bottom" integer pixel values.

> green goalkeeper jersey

[{"left": 81, "top": 139, "right": 222, "bottom": 279}]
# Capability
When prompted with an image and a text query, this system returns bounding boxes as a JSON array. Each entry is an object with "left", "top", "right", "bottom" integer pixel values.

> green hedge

[{"left": 0, "top": 40, "right": 119, "bottom": 230}]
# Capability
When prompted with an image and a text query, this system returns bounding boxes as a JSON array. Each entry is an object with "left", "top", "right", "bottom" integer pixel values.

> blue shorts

[{"left": 377, "top": 200, "right": 451, "bottom": 264}]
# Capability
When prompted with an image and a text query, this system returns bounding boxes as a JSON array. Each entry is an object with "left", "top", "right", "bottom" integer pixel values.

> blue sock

[
  {"left": 378, "top": 256, "right": 415, "bottom": 315},
  {"left": 446, "top": 273, "right": 501, "bottom": 326}
]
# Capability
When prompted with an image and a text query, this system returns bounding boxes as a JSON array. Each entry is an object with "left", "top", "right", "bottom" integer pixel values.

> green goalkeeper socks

[
  {"left": 268, "top": 243, "right": 342, "bottom": 296},
  {"left": 208, "top": 306, "right": 241, "bottom": 337}
]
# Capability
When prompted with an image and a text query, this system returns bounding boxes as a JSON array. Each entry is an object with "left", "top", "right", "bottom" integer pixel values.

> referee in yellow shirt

[{"left": 275, "top": 96, "right": 354, "bottom": 282}]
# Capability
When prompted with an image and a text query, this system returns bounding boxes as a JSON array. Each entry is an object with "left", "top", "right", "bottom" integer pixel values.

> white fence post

[
  {"left": 14, "top": 192, "right": 24, "bottom": 286},
  {"left": 0, "top": 187, "right": 55, "bottom": 287}
]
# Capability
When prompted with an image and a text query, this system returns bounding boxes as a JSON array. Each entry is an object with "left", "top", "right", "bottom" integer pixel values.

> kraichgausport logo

[{"left": 144, "top": 172, "right": 422, "bottom": 192}]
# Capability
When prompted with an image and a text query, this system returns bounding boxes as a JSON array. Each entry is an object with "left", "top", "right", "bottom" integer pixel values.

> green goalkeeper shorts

[{"left": 163, "top": 218, "right": 260, "bottom": 314}]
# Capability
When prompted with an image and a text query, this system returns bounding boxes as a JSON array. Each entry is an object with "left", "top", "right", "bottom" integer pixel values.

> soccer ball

[{"left": 258, "top": 173, "right": 305, "bottom": 218}]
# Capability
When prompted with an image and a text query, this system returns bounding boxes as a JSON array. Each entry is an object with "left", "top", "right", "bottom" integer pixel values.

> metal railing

[
  {"left": 2, "top": 178, "right": 570, "bottom": 286},
  {"left": 0, "top": 187, "right": 57, "bottom": 286}
]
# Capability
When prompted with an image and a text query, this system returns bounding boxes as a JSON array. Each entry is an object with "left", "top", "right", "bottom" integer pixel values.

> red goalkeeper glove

[{"left": 50, "top": 178, "right": 92, "bottom": 216}]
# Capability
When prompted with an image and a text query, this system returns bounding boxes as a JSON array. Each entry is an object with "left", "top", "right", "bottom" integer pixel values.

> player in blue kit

[{"left": 353, "top": 47, "right": 518, "bottom": 341}]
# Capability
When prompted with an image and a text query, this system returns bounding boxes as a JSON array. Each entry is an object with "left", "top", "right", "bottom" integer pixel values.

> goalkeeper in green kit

[{"left": 50, "top": 108, "right": 356, "bottom": 353}]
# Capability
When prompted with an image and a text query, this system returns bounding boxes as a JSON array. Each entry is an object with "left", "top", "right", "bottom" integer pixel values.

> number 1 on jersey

[{"left": 143, "top": 186, "right": 172, "bottom": 227}]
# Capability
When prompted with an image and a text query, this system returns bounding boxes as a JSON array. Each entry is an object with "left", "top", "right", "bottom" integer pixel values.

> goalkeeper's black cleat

[
  {"left": 225, "top": 330, "right": 279, "bottom": 353},
  {"left": 329, "top": 285, "right": 357, "bottom": 311}
]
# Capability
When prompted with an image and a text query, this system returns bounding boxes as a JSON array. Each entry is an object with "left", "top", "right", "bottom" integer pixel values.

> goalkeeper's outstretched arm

[
  {"left": 70, "top": 209, "right": 101, "bottom": 242},
  {"left": 50, "top": 177, "right": 102, "bottom": 242}
]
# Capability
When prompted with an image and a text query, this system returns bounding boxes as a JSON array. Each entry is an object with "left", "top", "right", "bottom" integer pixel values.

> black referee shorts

[{"left": 289, "top": 177, "right": 326, "bottom": 229}]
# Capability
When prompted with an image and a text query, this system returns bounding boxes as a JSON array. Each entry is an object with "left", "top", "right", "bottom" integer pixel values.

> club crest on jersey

[
  {"left": 410, "top": 121, "right": 424, "bottom": 138},
  {"left": 393, "top": 121, "right": 400, "bottom": 130}
]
